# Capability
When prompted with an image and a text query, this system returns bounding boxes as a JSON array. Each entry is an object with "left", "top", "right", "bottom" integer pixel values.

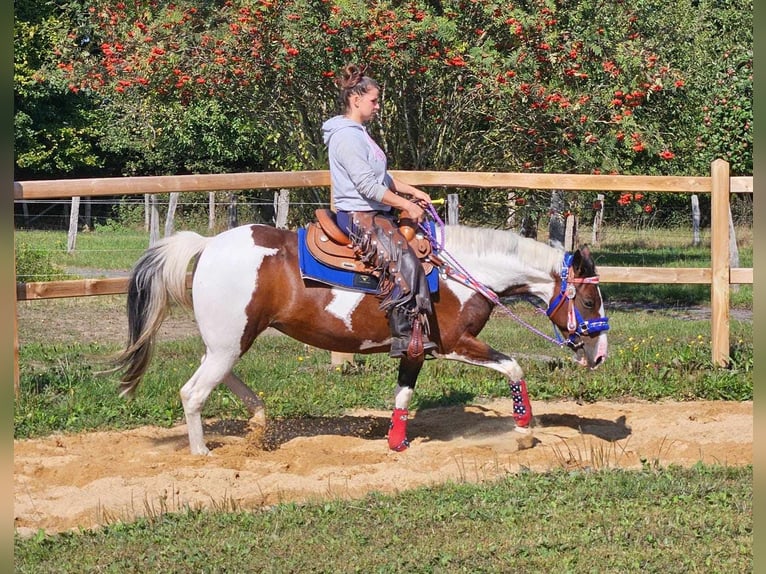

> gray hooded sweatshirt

[{"left": 321, "top": 115, "right": 393, "bottom": 212}]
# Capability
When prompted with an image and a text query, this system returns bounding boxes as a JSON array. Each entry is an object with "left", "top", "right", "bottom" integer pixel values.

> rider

[{"left": 321, "top": 64, "right": 437, "bottom": 360}]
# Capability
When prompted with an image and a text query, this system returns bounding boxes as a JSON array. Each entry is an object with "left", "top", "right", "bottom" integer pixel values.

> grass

[
  {"left": 587, "top": 223, "right": 753, "bottom": 308},
  {"left": 13, "top": 223, "right": 753, "bottom": 571},
  {"left": 15, "top": 464, "right": 752, "bottom": 573},
  {"left": 14, "top": 228, "right": 149, "bottom": 280}
]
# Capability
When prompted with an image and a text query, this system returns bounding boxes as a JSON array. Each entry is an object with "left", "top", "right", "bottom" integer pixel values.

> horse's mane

[{"left": 443, "top": 225, "right": 564, "bottom": 277}]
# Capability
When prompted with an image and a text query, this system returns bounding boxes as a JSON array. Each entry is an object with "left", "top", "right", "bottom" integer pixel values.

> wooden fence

[{"left": 13, "top": 159, "right": 753, "bottom": 393}]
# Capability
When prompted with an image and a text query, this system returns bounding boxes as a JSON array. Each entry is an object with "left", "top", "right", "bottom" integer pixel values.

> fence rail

[{"left": 13, "top": 159, "right": 753, "bottom": 395}]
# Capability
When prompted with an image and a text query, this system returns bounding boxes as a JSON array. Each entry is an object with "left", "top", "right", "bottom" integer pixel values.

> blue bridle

[{"left": 545, "top": 253, "right": 610, "bottom": 350}]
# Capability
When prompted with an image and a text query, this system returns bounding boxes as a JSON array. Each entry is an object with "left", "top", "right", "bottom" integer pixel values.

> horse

[{"left": 116, "top": 223, "right": 609, "bottom": 455}]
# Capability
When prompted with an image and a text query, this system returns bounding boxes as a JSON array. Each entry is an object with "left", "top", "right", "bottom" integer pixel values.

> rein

[{"left": 418, "top": 204, "right": 609, "bottom": 350}]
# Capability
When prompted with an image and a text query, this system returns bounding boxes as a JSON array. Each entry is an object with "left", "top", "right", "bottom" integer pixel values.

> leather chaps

[{"left": 348, "top": 211, "right": 436, "bottom": 359}]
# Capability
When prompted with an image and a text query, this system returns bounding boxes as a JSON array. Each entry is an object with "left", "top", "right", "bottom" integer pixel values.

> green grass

[
  {"left": 14, "top": 229, "right": 149, "bottom": 280},
  {"left": 587, "top": 224, "right": 753, "bottom": 308},
  {"left": 15, "top": 464, "right": 752, "bottom": 573}
]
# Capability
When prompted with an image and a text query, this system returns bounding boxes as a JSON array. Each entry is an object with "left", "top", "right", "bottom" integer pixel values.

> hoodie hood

[{"left": 322, "top": 115, "right": 363, "bottom": 145}]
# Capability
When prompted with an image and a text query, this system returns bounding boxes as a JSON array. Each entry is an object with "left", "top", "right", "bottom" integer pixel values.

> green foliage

[
  {"left": 14, "top": 1, "right": 107, "bottom": 179},
  {"left": 686, "top": 0, "right": 753, "bottom": 176},
  {"left": 15, "top": 465, "right": 752, "bottom": 572},
  {"left": 14, "top": 237, "right": 72, "bottom": 282},
  {"left": 26, "top": 0, "right": 749, "bottom": 183}
]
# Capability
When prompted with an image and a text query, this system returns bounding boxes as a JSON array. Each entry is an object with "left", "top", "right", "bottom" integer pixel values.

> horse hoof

[
  {"left": 247, "top": 414, "right": 267, "bottom": 450},
  {"left": 513, "top": 425, "right": 532, "bottom": 435},
  {"left": 389, "top": 438, "right": 410, "bottom": 452}
]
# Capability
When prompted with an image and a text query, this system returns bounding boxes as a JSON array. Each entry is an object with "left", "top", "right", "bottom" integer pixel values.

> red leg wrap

[
  {"left": 509, "top": 379, "right": 532, "bottom": 428},
  {"left": 388, "top": 408, "right": 410, "bottom": 451}
]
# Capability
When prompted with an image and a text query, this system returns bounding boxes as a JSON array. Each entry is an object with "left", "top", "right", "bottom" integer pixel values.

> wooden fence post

[
  {"left": 549, "top": 190, "right": 566, "bottom": 247},
  {"left": 208, "top": 192, "right": 216, "bottom": 231},
  {"left": 710, "top": 159, "right": 730, "bottom": 367},
  {"left": 274, "top": 189, "right": 290, "bottom": 229},
  {"left": 506, "top": 191, "right": 516, "bottom": 229},
  {"left": 164, "top": 192, "right": 179, "bottom": 237},
  {"left": 728, "top": 205, "right": 740, "bottom": 294},
  {"left": 447, "top": 193, "right": 459, "bottom": 225},
  {"left": 691, "top": 195, "right": 701, "bottom": 246},
  {"left": 564, "top": 213, "right": 577, "bottom": 252},
  {"left": 149, "top": 195, "right": 160, "bottom": 246},
  {"left": 227, "top": 191, "right": 238, "bottom": 229},
  {"left": 591, "top": 194, "right": 604, "bottom": 246},
  {"left": 67, "top": 196, "right": 80, "bottom": 253}
]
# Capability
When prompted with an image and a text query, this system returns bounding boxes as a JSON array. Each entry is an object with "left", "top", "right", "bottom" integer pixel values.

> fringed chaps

[{"left": 349, "top": 212, "right": 434, "bottom": 358}]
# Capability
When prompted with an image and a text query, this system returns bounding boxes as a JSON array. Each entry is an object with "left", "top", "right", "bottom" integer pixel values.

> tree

[
  {"left": 28, "top": 0, "right": 750, "bottom": 228},
  {"left": 14, "top": 0, "right": 105, "bottom": 179}
]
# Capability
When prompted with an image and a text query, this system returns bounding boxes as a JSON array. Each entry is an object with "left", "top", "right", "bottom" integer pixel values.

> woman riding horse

[{"left": 322, "top": 63, "right": 436, "bottom": 361}]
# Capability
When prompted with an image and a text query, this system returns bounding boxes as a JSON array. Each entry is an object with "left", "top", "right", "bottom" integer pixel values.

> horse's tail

[{"left": 116, "top": 231, "right": 210, "bottom": 397}]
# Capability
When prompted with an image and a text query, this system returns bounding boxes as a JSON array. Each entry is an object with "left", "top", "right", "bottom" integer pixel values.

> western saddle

[{"left": 305, "top": 209, "right": 436, "bottom": 277}]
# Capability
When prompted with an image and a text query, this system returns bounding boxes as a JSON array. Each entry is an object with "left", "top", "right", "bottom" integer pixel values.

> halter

[
  {"left": 418, "top": 204, "right": 609, "bottom": 350},
  {"left": 545, "top": 252, "right": 610, "bottom": 350}
]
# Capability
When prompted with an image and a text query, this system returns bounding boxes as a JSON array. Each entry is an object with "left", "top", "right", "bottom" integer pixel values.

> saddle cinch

[{"left": 305, "top": 209, "right": 436, "bottom": 277}]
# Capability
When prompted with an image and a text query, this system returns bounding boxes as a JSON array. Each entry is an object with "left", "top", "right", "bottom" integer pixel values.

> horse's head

[{"left": 545, "top": 246, "right": 609, "bottom": 369}]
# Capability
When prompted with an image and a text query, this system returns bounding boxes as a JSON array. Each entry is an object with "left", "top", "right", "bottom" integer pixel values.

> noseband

[{"left": 545, "top": 253, "right": 610, "bottom": 350}]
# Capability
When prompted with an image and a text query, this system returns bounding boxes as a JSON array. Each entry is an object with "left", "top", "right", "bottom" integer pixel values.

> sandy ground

[
  {"left": 14, "top": 296, "right": 753, "bottom": 536},
  {"left": 14, "top": 399, "right": 752, "bottom": 536}
]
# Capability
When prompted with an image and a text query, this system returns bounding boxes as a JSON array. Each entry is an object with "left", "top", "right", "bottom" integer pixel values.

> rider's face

[{"left": 352, "top": 87, "right": 380, "bottom": 123}]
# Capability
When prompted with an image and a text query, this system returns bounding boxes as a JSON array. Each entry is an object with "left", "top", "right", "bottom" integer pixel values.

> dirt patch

[
  {"left": 14, "top": 399, "right": 752, "bottom": 536},
  {"left": 16, "top": 295, "right": 198, "bottom": 346}
]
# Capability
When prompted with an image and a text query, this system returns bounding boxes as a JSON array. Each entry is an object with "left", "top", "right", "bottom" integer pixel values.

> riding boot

[
  {"left": 388, "top": 307, "right": 437, "bottom": 359},
  {"left": 388, "top": 307, "right": 413, "bottom": 358}
]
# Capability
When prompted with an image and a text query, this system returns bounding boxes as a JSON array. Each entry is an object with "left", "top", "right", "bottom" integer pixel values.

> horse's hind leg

[
  {"left": 388, "top": 356, "right": 424, "bottom": 452},
  {"left": 222, "top": 372, "right": 267, "bottom": 447},
  {"left": 180, "top": 351, "right": 239, "bottom": 455}
]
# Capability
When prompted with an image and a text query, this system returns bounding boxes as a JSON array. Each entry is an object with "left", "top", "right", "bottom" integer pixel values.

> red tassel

[{"left": 407, "top": 319, "right": 424, "bottom": 360}]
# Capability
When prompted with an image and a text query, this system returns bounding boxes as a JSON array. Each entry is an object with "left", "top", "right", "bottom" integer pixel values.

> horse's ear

[{"left": 571, "top": 245, "right": 592, "bottom": 274}]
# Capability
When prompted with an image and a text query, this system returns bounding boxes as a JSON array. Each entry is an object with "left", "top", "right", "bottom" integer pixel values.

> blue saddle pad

[{"left": 297, "top": 227, "right": 439, "bottom": 294}]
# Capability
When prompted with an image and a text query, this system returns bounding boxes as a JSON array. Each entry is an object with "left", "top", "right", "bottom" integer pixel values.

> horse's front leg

[
  {"left": 388, "top": 356, "right": 424, "bottom": 451},
  {"left": 448, "top": 334, "right": 533, "bottom": 432}
]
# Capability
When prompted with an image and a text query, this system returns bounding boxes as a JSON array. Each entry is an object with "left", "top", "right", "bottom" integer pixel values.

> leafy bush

[{"left": 14, "top": 238, "right": 69, "bottom": 282}]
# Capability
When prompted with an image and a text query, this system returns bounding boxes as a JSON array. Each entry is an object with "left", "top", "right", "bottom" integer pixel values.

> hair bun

[{"left": 338, "top": 64, "right": 363, "bottom": 90}]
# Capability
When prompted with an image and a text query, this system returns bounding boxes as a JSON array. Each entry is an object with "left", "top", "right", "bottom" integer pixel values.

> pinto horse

[{"left": 117, "top": 223, "right": 609, "bottom": 455}]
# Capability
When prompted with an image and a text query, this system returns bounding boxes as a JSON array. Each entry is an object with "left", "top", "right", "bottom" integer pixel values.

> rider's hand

[
  {"left": 410, "top": 189, "right": 432, "bottom": 206},
  {"left": 401, "top": 201, "right": 426, "bottom": 223}
]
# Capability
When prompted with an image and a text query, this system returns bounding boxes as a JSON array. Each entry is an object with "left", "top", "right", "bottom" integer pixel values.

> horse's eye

[{"left": 582, "top": 298, "right": 595, "bottom": 309}]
